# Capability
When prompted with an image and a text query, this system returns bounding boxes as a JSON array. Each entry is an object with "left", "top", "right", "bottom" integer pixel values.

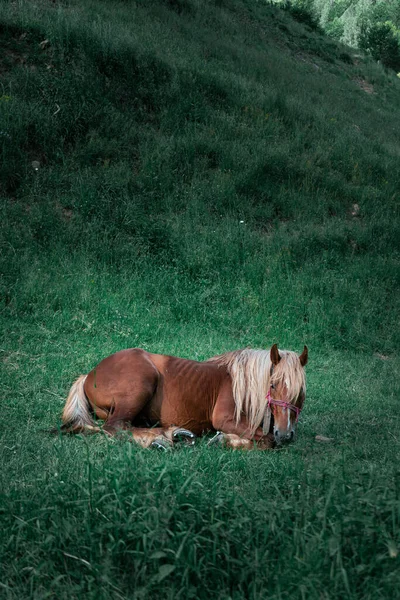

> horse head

[{"left": 267, "top": 344, "right": 308, "bottom": 445}]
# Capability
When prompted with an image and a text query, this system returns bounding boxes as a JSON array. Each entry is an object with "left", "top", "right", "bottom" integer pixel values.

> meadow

[{"left": 0, "top": 0, "right": 399, "bottom": 598}]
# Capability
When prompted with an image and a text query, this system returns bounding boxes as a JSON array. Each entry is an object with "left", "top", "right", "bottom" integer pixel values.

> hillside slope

[
  {"left": 1, "top": 0, "right": 399, "bottom": 355},
  {"left": 1, "top": 0, "right": 399, "bottom": 353}
]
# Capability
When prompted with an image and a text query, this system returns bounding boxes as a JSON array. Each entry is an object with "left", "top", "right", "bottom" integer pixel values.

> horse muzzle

[{"left": 274, "top": 428, "right": 295, "bottom": 444}]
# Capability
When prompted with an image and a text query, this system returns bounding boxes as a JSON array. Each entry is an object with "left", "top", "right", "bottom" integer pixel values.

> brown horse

[{"left": 59, "top": 344, "right": 308, "bottom": 450}]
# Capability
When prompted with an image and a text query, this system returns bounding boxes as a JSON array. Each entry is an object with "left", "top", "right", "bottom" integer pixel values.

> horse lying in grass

[{"left": 58, "top": 344, "right": 308, "bottom": 450}]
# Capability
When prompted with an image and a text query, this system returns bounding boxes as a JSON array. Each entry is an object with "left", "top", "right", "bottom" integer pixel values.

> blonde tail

[{"left": 60, "top": 375, "right": 100, "bottom": 433}]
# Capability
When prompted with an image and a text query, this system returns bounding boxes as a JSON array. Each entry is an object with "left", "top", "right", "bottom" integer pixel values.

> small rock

[{"left": 315, "top": 435, "right": 334, "bottom": 443}]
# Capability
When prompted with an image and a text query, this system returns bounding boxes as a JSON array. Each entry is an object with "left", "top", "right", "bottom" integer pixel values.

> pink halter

[{"left": 266, "top": 389, "right": 301, "bottom": 423}]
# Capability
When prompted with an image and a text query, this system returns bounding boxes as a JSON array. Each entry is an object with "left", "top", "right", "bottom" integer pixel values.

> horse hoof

[
  {"left": 207, "top": 431, "right": 225, "bottom": 447},
  {"left": 151, "top": 437, "right": 173, "bottom": 451},
  {"left": 172, "top": 428, "right": 197, "bottom": 446}
]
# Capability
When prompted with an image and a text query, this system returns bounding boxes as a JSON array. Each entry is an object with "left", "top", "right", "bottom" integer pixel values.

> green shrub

[
  {"left": 280, "top": 0, "right": 320, "bottom": 31},
  {"left": 325, "top": 16, "right": 344, "bottom": 41},
  {"left": 359, "top": 21, "right": 400, "bottom": 71}
]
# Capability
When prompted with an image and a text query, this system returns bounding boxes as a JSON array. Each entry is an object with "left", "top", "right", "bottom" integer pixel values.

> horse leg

[
  {"left": 102, "top": 394, "right": 152, "bottom": 434},
  {"left": 164, "top": 426, "right": 197, "bottom": 446},
  {"left": 107, "top": 425, "right": 196, "bottom": 449},
  {"left": 208, "top": 432, "right": 253, "bottom": 449},
  {"left": 125, "top": 427, "right": 172, "bottom": 449},
  {"left": 134, "top": 426, "right": 195, "bottom": 449},
  {"left": 208, "top": 431, "right": 274, "bottom": 450}
]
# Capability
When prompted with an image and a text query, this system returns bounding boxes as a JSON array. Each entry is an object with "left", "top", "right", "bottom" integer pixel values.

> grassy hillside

[{"left": 1, "top": 1, "right": 399, "bottom": 598}]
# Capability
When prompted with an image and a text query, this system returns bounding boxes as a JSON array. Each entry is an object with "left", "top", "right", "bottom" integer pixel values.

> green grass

[{"left": 1, "top": 0, "right": 399, "bottom": 598}]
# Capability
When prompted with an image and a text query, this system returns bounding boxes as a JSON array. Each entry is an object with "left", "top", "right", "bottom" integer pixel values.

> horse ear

[
  {"left": 299, "top": 345, "right": 308, "bottom": 367},
  {"left": 270, "top": 344, "right": 281, "bottom": 365}
]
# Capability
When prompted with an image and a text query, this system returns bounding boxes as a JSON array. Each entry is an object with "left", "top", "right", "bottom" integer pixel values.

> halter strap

[{"left": 266, "top": 389, "right": 301, "bottom": 422}]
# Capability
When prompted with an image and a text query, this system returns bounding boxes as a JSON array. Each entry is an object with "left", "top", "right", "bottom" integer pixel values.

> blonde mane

[{"left": 207, "top": 348, "right": 306, "bottom": 433}]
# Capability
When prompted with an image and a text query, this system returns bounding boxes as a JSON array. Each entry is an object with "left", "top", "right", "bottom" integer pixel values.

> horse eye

[{"left": 270, "top": 384, "right": 275, "bottom": 390}]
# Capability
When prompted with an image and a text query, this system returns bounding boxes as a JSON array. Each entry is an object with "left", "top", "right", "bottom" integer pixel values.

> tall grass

[
  {"left": 2, "top": 437, "right": 400, "bottom": 599},
  {"left": 1, "top": 0, "right": 399, "bottom": 598}
]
